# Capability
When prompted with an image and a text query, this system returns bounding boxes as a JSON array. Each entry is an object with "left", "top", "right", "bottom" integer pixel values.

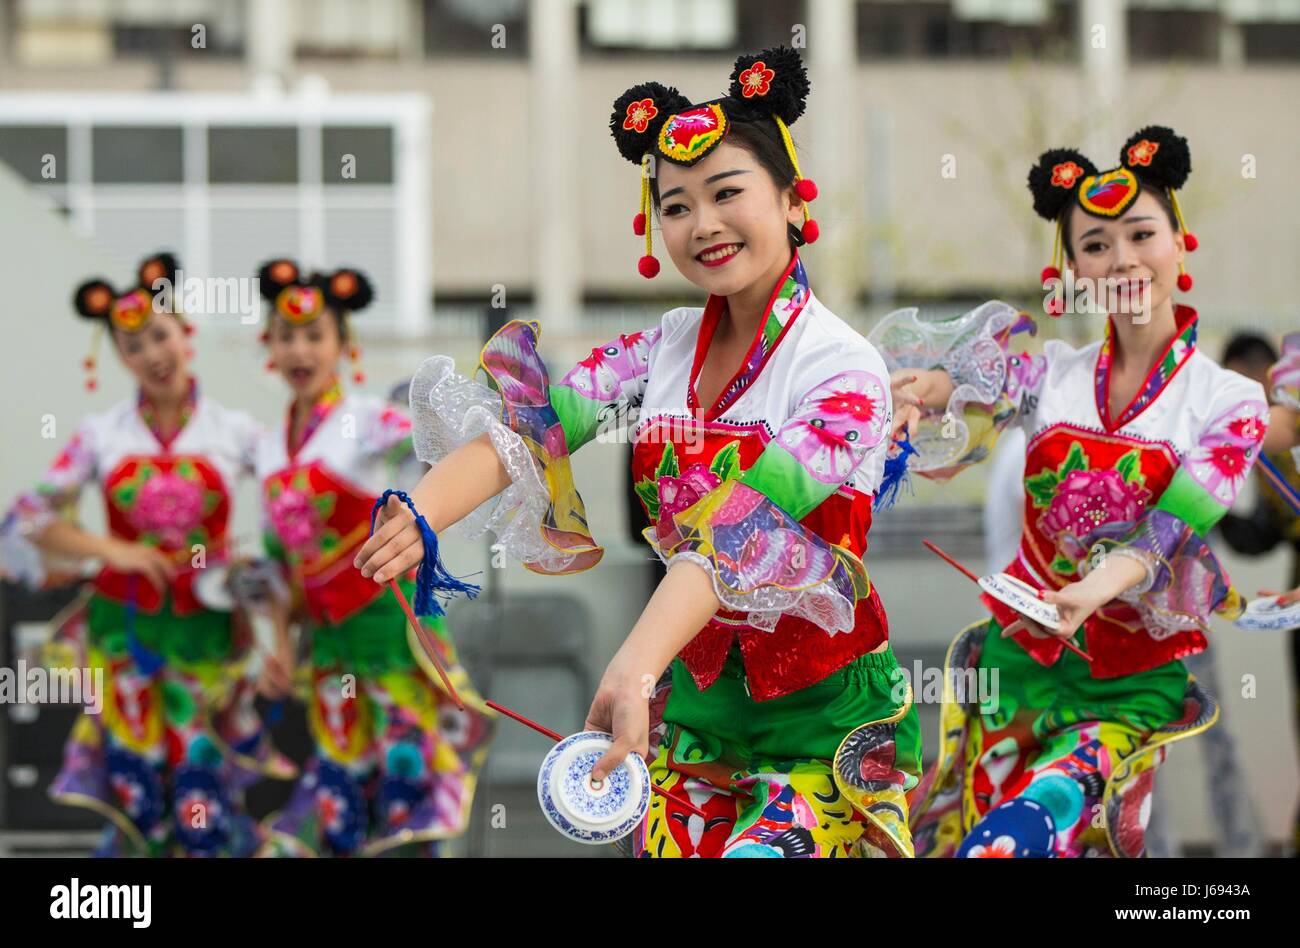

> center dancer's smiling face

[
  {"left": 268, "top": 312, "right": 344, "bottom": 400},
  {"left": 1066, "top": 190, "right": 1186, "bottom": 320},
  {"left": 655, "top": 141, "right": 804, "bottom": 296}
]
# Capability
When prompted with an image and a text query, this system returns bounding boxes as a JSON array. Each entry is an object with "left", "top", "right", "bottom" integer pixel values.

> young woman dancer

[
  {"left": 355, "top": 46, "right": 928, "bottom": 858},
  {"left": 0, "top": 253, "right": 288, "bottom": 856},
  {"left": 252, "top": 259, "right": 492, "bottom": 857},
  {"left": 884, "top": 127, "right": 1270, "bottom": 857}
]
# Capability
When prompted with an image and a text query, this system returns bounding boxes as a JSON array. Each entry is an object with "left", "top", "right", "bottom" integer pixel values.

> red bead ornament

[
  {"left": 183, "top": 323, "right": 196, "bottom": 337},
  {"left": 258, "top": 330, "right": 269, "bottom": 344},
  {"left": 632, "top": 213, "right": 646, "bottom": 237},
  {"left": 1177, "top": 272, "right": 1194, "bottom": 292},
  {"left": 84, "top": 378, "right": 97, "bottom": 392},
  {"left": 1040, "top": 266, "right": 1061, "bottom": 284},
  {"left": 794, "top": 178, "right": 818, "bottom": 202},
  {"left": 637, "top": 255, "right": 660, "bottom": 279},
  {"left": 801, "top": 219, "right": 819, "bottom": 244},
  {"left": 83, "top": 357, "right": 96, "bottom": 370},
  {"left": 1183, "top": 232, "right": 1198, "bottom": 252},
  {"left": 265, "top": 359, "right": 277, "bottom": 372},
  {"left": 352, "top": 371, "right": 366, "bottom": 384}
]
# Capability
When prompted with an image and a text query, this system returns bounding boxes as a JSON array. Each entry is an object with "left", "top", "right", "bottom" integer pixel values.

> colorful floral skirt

[
  {"left": 260, "top": 584, "right": 494, "bottom": 857},
  {"left": 634, "top": 646, "right": 922, "bottom": 858},
  {"left": 49, "top": 592, "right": 291, "bottom": 857},
  {"left": 909, "top": 620, "right": 1219, "bottom": 858}
]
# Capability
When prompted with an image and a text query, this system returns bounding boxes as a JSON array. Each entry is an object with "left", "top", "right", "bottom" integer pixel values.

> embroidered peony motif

[
  {"left": 128, "top": 473, "right": 206, "bottom": 548},
  {"left": 111, "top": 459, "right": 219, "bottom": 550},
  {"left": 636, "top": 439, "right": 741, "bottom": 525},
  {"left": 265, "top": 470, "right": 338, "bottom": 562},
  {"left": 655, "top": 464, "right": 722, "bottom": 542},
  {"left": 1026, "top": 443, "right": 1150, "bottom": 574}
]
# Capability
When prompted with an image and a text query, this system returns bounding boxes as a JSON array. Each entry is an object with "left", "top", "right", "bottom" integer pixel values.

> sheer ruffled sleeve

[
  {"left": 1, "top": 420, "right": 99, "bottom": 586},
  {"left": 643, "top": 352, "right": 891, "bottom": 636},
  {"left": 1270, "top": 332, "right": 1300, "bottom": 411},
  {"left": 868, "top": 301, "right": 1042, "bottom": 479},
  {"left": 408, "top": 319, "right": 659, "bottom": 575},
  {"left": 1079, "top": 384, "right": 1269, "bottom": 634}
]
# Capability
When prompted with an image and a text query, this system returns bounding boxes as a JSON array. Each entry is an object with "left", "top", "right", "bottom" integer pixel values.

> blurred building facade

[{"left": 0, "top": 0, "right": 1296, "bottom": 335}]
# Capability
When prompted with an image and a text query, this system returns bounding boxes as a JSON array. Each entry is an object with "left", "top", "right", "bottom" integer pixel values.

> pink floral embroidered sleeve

[
  {"left": 1079, "top": 381, "right": 1269, "bottom": 635},
  {"left": 868, "top": 301, "right": 1043, "bottom": 479},
  {"left": 642, "top": 356, "right": 893, "bottom": 635},
  {"left": 1, "top": 420, "right": 99, "bottom": 585}
]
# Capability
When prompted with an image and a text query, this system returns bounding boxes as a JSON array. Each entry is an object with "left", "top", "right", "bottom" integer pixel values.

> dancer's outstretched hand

[
  {"left": 354, "top": 493, "right": 421, "bottom": 583},
  {"left": 1001, "top": 580, "right": 1107, "bottom": 643}
]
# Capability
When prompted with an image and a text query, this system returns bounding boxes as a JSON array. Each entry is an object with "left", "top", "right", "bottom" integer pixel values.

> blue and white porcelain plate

[
  {"left": 536, "top": 731, "right": 649, "bottom": 845},
  {"left": 1236, "top": 596, "right": 1300, "bottom": 632}
]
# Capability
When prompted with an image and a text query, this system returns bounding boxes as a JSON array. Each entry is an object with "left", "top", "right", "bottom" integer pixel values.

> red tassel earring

[
  {"left": 83, "top": 324, "right": 102, "bottom": 391},
  {"left": 350, "top": 344, "right": 366, "bottom": 385},
  {"left": 1042, "top": 217, "right": 1066, "bottom": 317},
  {"left": 635, "top": 155, "right": 659, "bottom": 278}
]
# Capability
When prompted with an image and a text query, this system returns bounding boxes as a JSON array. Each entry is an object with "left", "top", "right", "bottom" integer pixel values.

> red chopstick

[
  {"left": 484, "top": 699, "right": 707, "bottom": 819},
  {"left": 922, "top": 538, "right": 1093, "bottom": 663},
  {"left": 389, "top": 579, "right": 465, "bottom": 711}
]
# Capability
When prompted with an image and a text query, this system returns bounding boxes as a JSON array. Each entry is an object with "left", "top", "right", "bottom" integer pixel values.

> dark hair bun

[
  {"left": 137, "top": 251, "right": 178, "bottom": 291},
  {"left": 317, "top": 268, "right": 374, "bottom": 313},
  {"left": 74, "top": 279, "right": 116, "bottom": 321},
  {"left": 1027, "top": 148, "right": 1098, "bottom": 220},
  {"left": 258, "top": 258, "right": 302, "bottom": 301},
  {"left": 1120, "top": 125, "right": 1191, "bottom": 190},
  {"left": 727, "top": 46, "right": 810, "bottom": 126},
  {"left": 609, "top": 81, "right": 692, "bottom": 165}
]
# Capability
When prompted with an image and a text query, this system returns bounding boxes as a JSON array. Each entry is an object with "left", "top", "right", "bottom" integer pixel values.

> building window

[
  {"left": 423, "top": 0, "right": 528, "bottom": 57},
  {"left": 92, "top": 126, "right": 184, "bottom": 184}
]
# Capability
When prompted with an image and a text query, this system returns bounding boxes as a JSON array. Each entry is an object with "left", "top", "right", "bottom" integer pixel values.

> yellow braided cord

[
  {"left": 774, "top": 116, "right": 811, "bottom": 223},
  {"left": 1168, "top": 187, "right": 1190, "bottom": 237},
  {"left": 641, "top": 155, "right": 653, "bottom": 257}
]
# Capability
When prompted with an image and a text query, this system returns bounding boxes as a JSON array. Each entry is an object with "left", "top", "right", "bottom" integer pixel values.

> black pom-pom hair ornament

[
  {"left": 609, "top": 46, "right": 818, "bottom": 279},
  {"left": 1027, "top": 126, "right": 1196, "bottom": 316},
  {"left": 257, "top": 258, "right": 375, "bottom": 384},
  {"left": 73, "top": 251, "right": 186, "bottom": 392}
]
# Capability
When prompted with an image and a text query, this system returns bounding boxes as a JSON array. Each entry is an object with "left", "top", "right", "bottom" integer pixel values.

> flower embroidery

[
  {"left": 965, "top": 834, "right": 1018, "bottom": 858},
  {"left": 1051, "top": 161, "right": 1085, "bottom": 189},
  {"left": 623, "top": 98, "right": 658, "bottom": 133},
  {"left": 1127, "top": 139, "right": 1159, "bottom": 167},
  {"left": 775, "top": 370, "right": 887, "bottom": 484},
  {"left": 655, "top": 464, "right": 721, "bottom": 542},
  {"left": 1185, "top": 402, "right": 1268, "bottom": 506},
  {"left": 265, "top": 470, "right": 339, "bottom": 561},
  {"left": 560, "top": 327, "right": 662, "bottom": 402},
  {"left": 1026, "top": 443, "right": 1150, "bottom": 574},
  {"left": 127, "top": 472, "right": 206, "bottom": 548},
  {"left": 268, "top": 486, "right": 323, "bottom": 553},
  {"left": 738, "top": 61, "right": 775, "bottom": 97}
]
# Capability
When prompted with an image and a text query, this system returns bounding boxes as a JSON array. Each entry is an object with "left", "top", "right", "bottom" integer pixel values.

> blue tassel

[
  {"left": 874, "top": 432, "right": 917, "bottom": 511},
  {"left": 123, "top": 577, "right": 164, "bottom": 678},
  {"left": 371, "top": 489, "right": 481, "bottom": 617}
]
